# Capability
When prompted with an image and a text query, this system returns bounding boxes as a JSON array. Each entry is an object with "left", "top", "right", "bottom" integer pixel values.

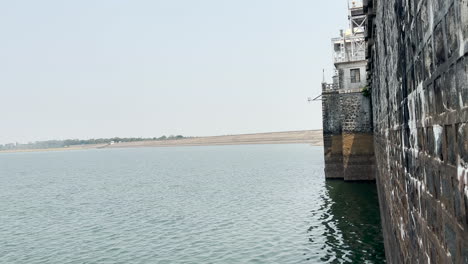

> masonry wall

[
  {"left": 340, "top": 92, "right": 375, "bottom": 180},
  {"left": 322, "top": 84, "right": 375, "bottom": 181},
  {"left": 322, "top": 88, "right": 345, "bottom": 179},
  {"left": 367, "top": 0, "right": 468, "bottom": 262}
]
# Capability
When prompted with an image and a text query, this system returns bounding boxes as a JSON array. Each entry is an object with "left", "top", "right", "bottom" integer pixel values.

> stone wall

[
  {"left": 322, "top": 88, "right": 345, "bottom": 179},
  {"left": 322, "top": 85, "right": 375, "bottom": 180},
  {"left": 340, "top": 93, "right": 373, "bottom": 133},
  {"left": 366, "top": 0, "right": 468, "bottom": 262}
]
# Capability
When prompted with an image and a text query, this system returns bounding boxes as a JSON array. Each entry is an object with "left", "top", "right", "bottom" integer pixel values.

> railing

[
  {"left": 333, "top": 52, "right": 366, "bottom": 63},
  {"left": 322, "top": 83, "right": 340, "bottom": 92},
  {"left": 331, "top": 34, "right": 366, "bottom": 64}
]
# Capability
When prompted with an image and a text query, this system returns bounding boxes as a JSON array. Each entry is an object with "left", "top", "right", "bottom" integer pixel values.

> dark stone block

[
  {"left": 415, "top": 92, "right": 422, "bottom": 123},
  {"left": 458, "top": 123, "right": 468, "bottom": 164},
  {"left": 415, "top": 52, "right": 424, "bottom": 87},
  {"left": 434, "top": 76, "right": 445, "bottom": 114},
  {"left": 403, "top": 102, "right": 410, "bottom": 125},
  {"left": 465, "top": 190, "right": 468, "bottom": 227},
  {"left": 426, "top": 163, "right": 440, "bottom": 198},
  {"left": 424, "top": 38, "right": 434, "bottom": 78},
  {"left": 402, "top": 78, "right": 409, "bottom": 101},
  {"left": 441, "top": 172, "right": 454, "bottom": 209},
  {"left": 420, "top": 0, "right": 429, "bottom": 34},
  {"left": 445, "top": 5, "right": 458, "bottom": 58},
  {"left": 420, "top": 190, "right": 428, "bottom": 219},
  {"left": 397, "top": 128, "right": 402, "bottom": 146},
  {"left": 415, "top": 155, "right": 424, "bottom": 181},
  {"left": 456, "top": 57, "right": 468, "bottom": 108},
  {"left": 409, "top": 152, "right": 416, "bottom": 175},
  {"left": 434, "top": 168, "right": 441, "bottom": 200},
  {"left": 427, "top": 200, "right": 441, "bottom": 235},
  {"left": 421, "top": 88, "right": 429, "bottom": 118},
  {"left": 445, "top": 125, "right": 456, "bottom": 165},
  {"left": 408, "top": 66, "right": 415, "bottom": 94},
  {"left": 417, "top": 127, "right": 425, "bottom": 151},
  {"left": 416, "top": 10, "right": 423, "bottom": 44},
  {"left": 453, "top": 184, "right": 465, "bottom": 225},
  {"left": 444, "top": 223, "right": 456, "bottom": 262},
  {"left": 429, "top": 238, "right": 439, "bottom": 263},
  {"left": 409, "top": 212, "right": 418, "bottom": 248},
  {"left": 399, "top": 105, "right": 405, "bottom": 127},
  {"left": 434, "top": 126, "right": 444, "bottom": 161},
  {"left": 434, "top": 23, "right": 446, "bottom": 67},
  {"left": 407, "top": 39, "right": 415, "bottom": 71},
  {"left": 427, "top": 83, "right": 435, "bottom": 115},
  {"left": 461, "top": 0, "right": 468, "bottom": 43},
  {"left": 427, "top": 126, "right": 434, "bottom": 155},
  {"left": 425, "top": 165, "right": 434, "bottom": 195},
  {"left": 444, "top": 65, "right": 457, "bottom": 111},
  {"left": 463, "top": 245, "right": 468, "bottom": 264},
  {"left": 432, "top": 0, "right": 445, "bottom": 12},
  {"left": 404, "top": 125, "right": 410, "bottom": 148}
]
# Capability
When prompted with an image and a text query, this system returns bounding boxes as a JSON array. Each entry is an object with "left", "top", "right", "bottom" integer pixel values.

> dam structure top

[
  {"left": 332, "top": 0, "right": 367, "bottom": 65},
  {"left": 320, "top": 0, "right": 375, "bottom": 181}
]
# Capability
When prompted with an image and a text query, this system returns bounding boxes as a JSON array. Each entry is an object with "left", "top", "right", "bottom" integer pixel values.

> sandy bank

[
  {"left": 105, "top": 130, "right": 323, "bottom": 149},
  {"left": 1, "top": 130, "right": 323, "bottom": 153}
]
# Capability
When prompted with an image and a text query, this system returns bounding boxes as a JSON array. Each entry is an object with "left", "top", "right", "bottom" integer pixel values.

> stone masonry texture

[
  {"left": 322, "top": 84, "right": 375, "bottom": 181},
  {"left": 366, "top": 0, "right": 468, "bottom": 262},
  {"left": 322, "top": 88, "right": 345, "bottom": 179}
]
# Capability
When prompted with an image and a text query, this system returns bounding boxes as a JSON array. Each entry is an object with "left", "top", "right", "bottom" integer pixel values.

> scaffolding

[
  {"left": 312, "top": 0, "right": 367, "bottom": 101},
  {"left": 332, "top": 0, "right": 367, "bottom": 64}
]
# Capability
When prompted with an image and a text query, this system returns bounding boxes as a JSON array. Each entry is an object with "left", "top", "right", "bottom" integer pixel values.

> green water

[{"left": 0, "top": 144, "right": 385, "bottom": 263}]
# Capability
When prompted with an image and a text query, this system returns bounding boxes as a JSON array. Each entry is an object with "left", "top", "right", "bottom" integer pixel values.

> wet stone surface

[{"left": 367, "top": 0, "right": 468, "bottom": 262}]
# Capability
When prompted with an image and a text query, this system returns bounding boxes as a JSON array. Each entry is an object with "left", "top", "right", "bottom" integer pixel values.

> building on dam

[{"left": 321, "top": 0, "right": 375, "bottom": 181}]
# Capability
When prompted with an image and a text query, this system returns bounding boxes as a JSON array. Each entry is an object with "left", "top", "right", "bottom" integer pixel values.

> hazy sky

[{"left": 0, "top": 0, "right": 348, "bottom": 144}]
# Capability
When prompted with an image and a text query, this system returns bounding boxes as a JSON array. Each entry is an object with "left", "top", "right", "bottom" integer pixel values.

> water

[{"left": 0, "top": 144, "right": 385, "bottom": 263}]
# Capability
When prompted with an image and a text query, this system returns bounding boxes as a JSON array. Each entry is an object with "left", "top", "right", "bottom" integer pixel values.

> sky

[{"left": 0, "top": 0, "right": 348, "bottom": 144}]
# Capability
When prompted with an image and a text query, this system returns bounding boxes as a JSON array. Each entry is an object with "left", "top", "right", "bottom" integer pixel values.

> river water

[{"left": 0, "top": 144, "right": 385, "bottom": 263}]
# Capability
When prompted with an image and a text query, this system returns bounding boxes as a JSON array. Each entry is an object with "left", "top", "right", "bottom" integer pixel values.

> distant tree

[{"left": 0, "top": 134, "right": 187, "bottom": 151}]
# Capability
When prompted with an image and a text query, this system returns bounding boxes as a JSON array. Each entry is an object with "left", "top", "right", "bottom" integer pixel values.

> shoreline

[{"left": 0, "top": 130, "right": 323, "bottom": 153}]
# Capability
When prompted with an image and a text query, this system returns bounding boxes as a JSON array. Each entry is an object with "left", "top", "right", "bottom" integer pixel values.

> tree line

[{"left": 0, "top": 135, "right": 185, "bottom": 150}]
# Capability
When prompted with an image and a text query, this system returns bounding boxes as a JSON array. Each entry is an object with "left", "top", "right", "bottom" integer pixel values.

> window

[
  {"left": 350, "top": 68, "right": 361, "bottom": 83},
  {"left": 334, "top": 44, "right": 341, "bottom": 52}
]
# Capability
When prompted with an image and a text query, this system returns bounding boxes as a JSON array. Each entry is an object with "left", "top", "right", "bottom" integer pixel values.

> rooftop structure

[
  {"left": 319, "top": 0, "right": 374, "bottom": 181},
  {"left": 332, "top": 0, "right": 367, "bottom": 64}
]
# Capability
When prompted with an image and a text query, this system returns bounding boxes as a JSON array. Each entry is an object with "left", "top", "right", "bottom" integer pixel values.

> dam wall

[
  {"left": 322, "top": 85, "right": 375, "bottom": 180},
  {"left": 321, "top": 2, "right": 376, "bottom": 181},
  {"left": 366, "top": 0, "right": 468, "bottom": 262}
]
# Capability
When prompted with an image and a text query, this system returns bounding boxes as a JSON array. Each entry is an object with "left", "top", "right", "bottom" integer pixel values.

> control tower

[{"left": 321, "top": 0, "right": 375, "bottom": 181}]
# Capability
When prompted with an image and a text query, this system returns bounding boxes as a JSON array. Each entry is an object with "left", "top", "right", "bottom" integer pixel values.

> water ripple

[{"left": 0, "top": 145, "right": 384, "bottom": 263}]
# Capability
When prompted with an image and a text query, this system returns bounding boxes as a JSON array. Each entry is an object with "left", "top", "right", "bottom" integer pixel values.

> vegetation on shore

[{"left": 0, "top": 135, "right": 185, "bottom": 151}]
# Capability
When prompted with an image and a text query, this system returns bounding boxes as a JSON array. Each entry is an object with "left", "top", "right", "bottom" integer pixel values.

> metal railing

[
  {"left": 333, "top": 52, "right": 366, "bottom": 63},
  {"left": 322, "top": 83, "right": 340, "bottom": 91}
]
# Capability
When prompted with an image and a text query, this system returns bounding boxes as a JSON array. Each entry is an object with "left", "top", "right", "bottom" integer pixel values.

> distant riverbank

[
  {"left": 0, "top": 144, "right": 108, "bottom": 153},
  {"left": 0, "top": 130, "right": 323, "bottom": 153}
]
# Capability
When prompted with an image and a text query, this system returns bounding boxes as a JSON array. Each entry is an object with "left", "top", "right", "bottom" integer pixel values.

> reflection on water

[
  {"left": 309, "top": 180, "right": 386, "bottom": 263},
  {"left": 0, "top": 145, "right": 385, "bottom": 263}
]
